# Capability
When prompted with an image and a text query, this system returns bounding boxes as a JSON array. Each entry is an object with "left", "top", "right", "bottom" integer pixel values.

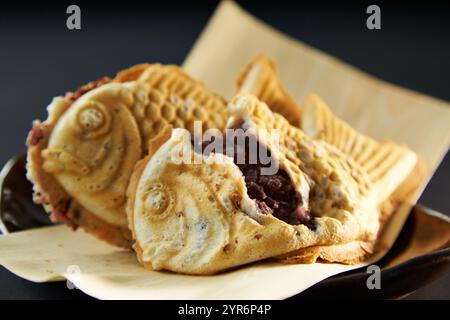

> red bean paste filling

[{"left": 192, "top": 127, "right": 314, "bottom": 228}]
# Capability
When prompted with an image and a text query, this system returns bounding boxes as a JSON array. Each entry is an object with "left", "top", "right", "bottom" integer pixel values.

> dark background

[{"left": 0, "top": 0, "right": 448, "bottom": 299}]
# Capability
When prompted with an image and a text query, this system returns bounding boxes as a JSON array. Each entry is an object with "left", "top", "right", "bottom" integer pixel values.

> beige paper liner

[
  {"left": 0, "top": 225, "right": 360, "bottom": 299},
  {"left": 0, "top": 1, "right": 449, "bottom": 299}
]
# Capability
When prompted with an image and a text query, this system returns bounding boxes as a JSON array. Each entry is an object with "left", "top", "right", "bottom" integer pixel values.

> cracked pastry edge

[
  {"left": 228, "top": 94, "right": 380, "bottom": 266},
  {"left": 126, "top": 95, "right": 381, "bottom": 274},
  {"left": 237, "top": 55, "right": 419, "bottom": 207}
]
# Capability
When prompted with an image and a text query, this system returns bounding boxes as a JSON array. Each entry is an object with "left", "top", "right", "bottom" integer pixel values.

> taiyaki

[
  {"left": 236, "top": 55, "right": 302, "bottom": 127},
  {"left": 127, "top": 94, "right": 380, "bottom": 274},
  {"left": 26, "top": 64, "right": 228, "bottom": 248}
]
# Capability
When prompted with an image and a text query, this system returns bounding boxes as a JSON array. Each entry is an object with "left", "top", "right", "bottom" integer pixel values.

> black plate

[{"left": 1, "top": 154, "right": 449, "bottom": 299}]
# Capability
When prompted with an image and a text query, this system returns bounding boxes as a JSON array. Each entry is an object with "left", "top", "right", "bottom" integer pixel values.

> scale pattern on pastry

[
  {"left": 301, "top": 94, "right": 418, "bottom": 204},
  {"left": 26, "top": 64, "right": 228, "bottom": 248},
  {"left": 131, "top": 65, "right": 227, "bottom": 147},
  {"left": 127, "top": 94, "right": 380, "bottom": 274}
]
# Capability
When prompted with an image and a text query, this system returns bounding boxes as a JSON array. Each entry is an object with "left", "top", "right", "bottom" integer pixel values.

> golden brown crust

[
  {"left": 132, "top": 64, "right": 228, "bottom": 146},
  {"left": 236, "top": 55, "right": 302, "bottom": 127},
  {"left": 301, "top": 93, "right": 418, "bottom": 205},
  {"left": 65, "top": 77, "right": 112, "bottom": 101},
  {"left": 114, "top": 63, "right": 152, "bottom": 83}
]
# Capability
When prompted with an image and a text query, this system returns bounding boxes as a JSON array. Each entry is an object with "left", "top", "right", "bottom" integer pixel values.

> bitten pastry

[
  {"left": 236, "top": 55, "right": 302, "bottom": 127},
  {"left": 26, "top": 64, "right": 228, "bottom": 248},
  {"left": 127, "top": 94, "right": 380, "bottom": 274},
  {"left": 237, "top": 55, "right": 418, "bottom": 205}
]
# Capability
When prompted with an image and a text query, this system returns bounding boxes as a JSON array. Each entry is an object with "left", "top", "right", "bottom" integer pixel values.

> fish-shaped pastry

[
  {"left": 26, "top": 64, "right": 228, "bottom": 248},
  {"left": 127, "top": 94, "right": 380, "bottom": 274}
]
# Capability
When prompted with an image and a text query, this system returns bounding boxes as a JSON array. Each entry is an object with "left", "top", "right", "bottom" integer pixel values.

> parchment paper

[{"left": 0, "top": 1, "right": 449, "bottom": 299}]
